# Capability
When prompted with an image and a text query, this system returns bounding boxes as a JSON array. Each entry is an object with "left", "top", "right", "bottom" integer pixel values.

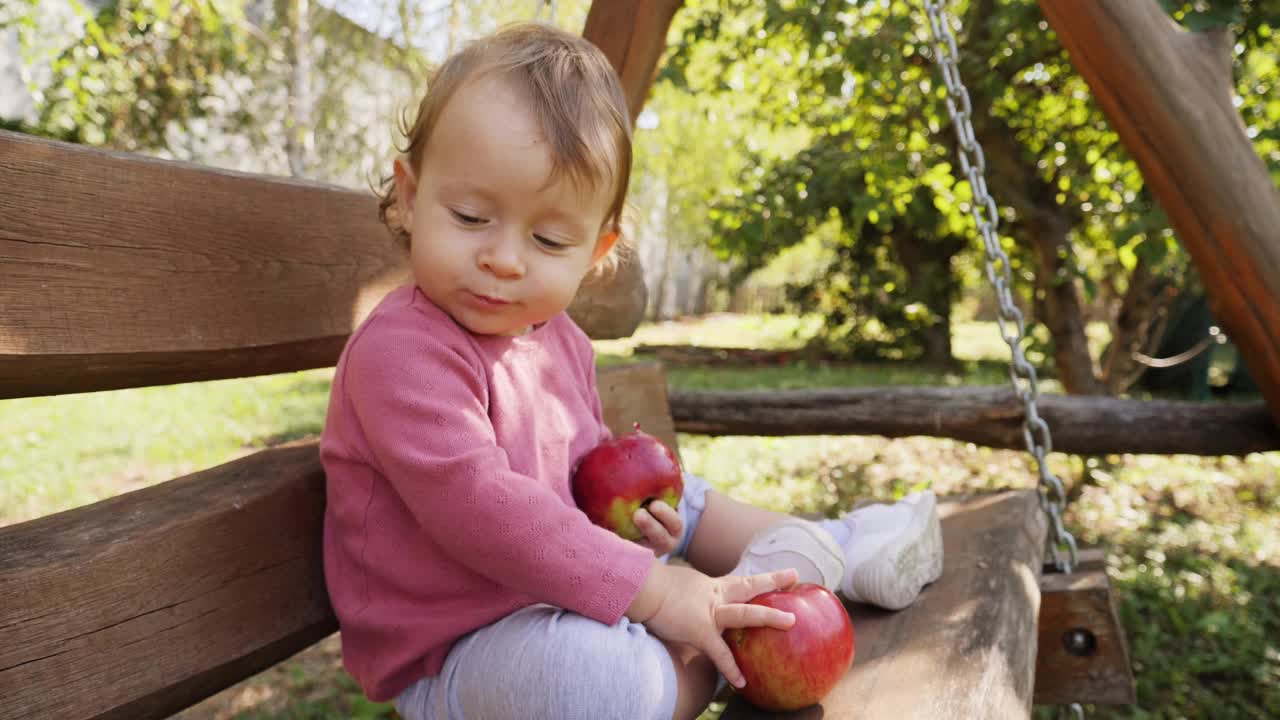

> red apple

[
  {"left": 572, "top": 423, "right": 682, "bottom": 541},
  {"left": 724, "top": 583, "right": 855, "bottom": 712}
]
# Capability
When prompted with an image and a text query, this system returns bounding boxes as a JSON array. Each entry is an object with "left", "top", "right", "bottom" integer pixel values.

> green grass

[
  {"left": 599, "top": 314, "right": 1038, "bottom": 391},
  {"left": 3, "top": 314, "right": 1278, "bottom": 719},
  {"left": 1, "top": 369, "right": 334, "bottom": 525}
]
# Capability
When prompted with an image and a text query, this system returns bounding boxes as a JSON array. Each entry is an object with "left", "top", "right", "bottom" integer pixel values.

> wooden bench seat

[{"left": 722, "top": 490, "right": 1046, "bottom": 719}]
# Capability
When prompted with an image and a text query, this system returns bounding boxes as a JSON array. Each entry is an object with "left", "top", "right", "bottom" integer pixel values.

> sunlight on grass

[
  {"left": 0, "top": 368, "right": 333, "bottom": 525},
  {"left": 594, "top": 312, "right": 825, "bottom": 358}
]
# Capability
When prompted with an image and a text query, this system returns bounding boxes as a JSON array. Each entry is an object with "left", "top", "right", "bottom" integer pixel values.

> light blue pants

[{"left": 394, "top": 473, "right": 713, "bottom": 720}]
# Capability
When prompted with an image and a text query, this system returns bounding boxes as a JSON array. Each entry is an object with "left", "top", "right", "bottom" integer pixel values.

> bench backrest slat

[
  {"left": 0, "top": 442, "right": 335, "bottom": 720},
  {"left": 0, "top": 130, "right": 409, "bottom": 399}
]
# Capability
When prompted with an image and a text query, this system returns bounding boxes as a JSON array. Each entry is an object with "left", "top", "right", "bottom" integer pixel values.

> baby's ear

[
  {"left": 590, "top": 228, "right": 619, "bottom": 265},
  {"left": 393, "top": 156, "right": 418, "bottom": 228}
]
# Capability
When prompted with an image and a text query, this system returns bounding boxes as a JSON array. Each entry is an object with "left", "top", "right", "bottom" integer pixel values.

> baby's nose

[{"left": 478, "top": 236, "right": 525, "bottom": 277}]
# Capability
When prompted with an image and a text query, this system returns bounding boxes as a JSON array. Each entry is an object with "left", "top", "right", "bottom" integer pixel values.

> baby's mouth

[{"left": 467, "top": 291, "right": 513, "bottom": 307}]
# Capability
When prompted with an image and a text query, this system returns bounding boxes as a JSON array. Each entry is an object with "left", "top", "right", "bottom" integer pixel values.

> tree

[
  {"left": 3, "top": 0, "right": 433, "bottom": 186},
  {"left": 5, "top": 0, "right": 253, "bottom": 151},
  {"left": 664, "top": 0, "right": 1278, "bottom": 390}
]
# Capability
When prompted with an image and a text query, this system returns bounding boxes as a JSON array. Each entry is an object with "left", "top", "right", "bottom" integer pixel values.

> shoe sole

[{"left": 845, "top": 493, "right": 944, "bottom": 610}]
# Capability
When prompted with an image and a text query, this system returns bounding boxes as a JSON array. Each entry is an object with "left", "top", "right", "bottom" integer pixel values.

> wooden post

[
  {"left": 568, "top": 0, "right": 685, "bottom": 337},
  {"left": 1034, "top": 549, "right": 1136, "bottom": 706},
  {"left": 1037, "top": 0, "right": 1280, "bottom": 425},
  {"left": 583, "top": 0, "right": 684, "bottom": 125}
]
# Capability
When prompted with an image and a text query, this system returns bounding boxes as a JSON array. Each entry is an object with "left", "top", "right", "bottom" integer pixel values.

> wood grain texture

[
  {"left": 722, "top": 491, "right": 1047, "bottom": 719},
  {"left": 582, "top": 0, "right": 684, "bottom": 124},
  {"left": 0, "top": 129, "right": 408, "bottom": 398},
  {"left": 669, "top": 386, "right": 1280, "bottom": 456},
  {"left": 0, "top": 123, "right": 656, "bottom": 398},
  {"left": 0, "top": 337, "right": 349, "bottom": 398},
  {"left": 0, "top": 442, "right": 335, "bottom": 720},
  {"left": 1038, "top": 0, "right": 1280, "bottom": 425},
  {"left": 597, "top": 362, "right": 680, "bottom": 456},
  {"left": 1034, "top": 549, "right": 1135, "bottom": 706}
]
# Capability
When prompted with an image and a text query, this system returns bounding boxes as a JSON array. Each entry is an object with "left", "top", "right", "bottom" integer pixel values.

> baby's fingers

[
  {"left": 716, "top": 602, "right": 796, "bottom": 631},
  {"left": 724, "top": 568, "right": 799, "bottom": 603},
  {"left": 632, "top": 509, "right": 668, "bottom": 545},
  {"left": 646, "top": 500, "right": 682, "bottom": 535},
  {"left": 702, "top": 634, "right": 746, "bottom": 690}
]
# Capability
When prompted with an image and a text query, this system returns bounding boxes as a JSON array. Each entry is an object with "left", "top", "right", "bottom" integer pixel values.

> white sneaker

[
  {"left": 838, "top": 491, "right": 944, "bottom": 610},
  {"left": 730, "top": 519, "right": 847, "bottom": 592}
]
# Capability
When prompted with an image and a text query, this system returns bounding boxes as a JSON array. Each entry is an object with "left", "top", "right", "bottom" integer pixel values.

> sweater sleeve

[{"left": 342, "top": 313, "right": 653, "bottom": 625}]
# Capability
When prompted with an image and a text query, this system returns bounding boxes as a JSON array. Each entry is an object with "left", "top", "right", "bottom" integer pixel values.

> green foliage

[
  {"left": 3, "top": 0, "right": 434, "bottom": 185},
  {"left": 661, "top": 0, "right": 1279, "bottom": 371},
  {"left": 12, "top": 0, "right": 252, "bottom": 150},
  {"left": 225, "top": 659, "right": 397, "bottom": 719},
  {"left": 0, "top": 368, "right": 331, "bottom": 525}
]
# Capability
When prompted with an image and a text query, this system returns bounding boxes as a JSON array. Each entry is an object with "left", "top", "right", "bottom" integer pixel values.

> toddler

[{"left": 320, "top": 22, "right": 943, "bottom": 720}]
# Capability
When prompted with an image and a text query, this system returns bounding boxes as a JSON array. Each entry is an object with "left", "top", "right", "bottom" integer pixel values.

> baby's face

[{"left": 397, "top": 75, "right": 615, "bottom": 337}]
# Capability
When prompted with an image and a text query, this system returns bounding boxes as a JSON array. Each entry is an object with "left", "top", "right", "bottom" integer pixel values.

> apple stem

[{"left": 632, "top": 421, "right": 641, "bottom": 432}]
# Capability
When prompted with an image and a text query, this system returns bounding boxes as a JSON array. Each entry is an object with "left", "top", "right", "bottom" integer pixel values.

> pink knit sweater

[{"left": 320, "top": 285, "right": 655, "bottom": 701}]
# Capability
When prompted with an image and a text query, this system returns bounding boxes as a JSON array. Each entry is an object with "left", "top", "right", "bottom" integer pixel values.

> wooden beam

[
  {"left": 0, "top": 130, "right": 403, "bottom": 399},
  {"left": 0, "top": 442, "right": 335, "bottom": 720},
  {"left": 570, "top": 1, "right": 686, "bottom": 340},
  {"left": 722, "top": 491, "right": 1047, "bottom": 719},
  {"left": 1034, "top": 549, "right": 1136, "bottom": 706},
  {"left": 582, "top": 0, "right": 684, "bottom": 125},
  {"left": 669, "top": 386, "right": 1280, "bottom": 456},
  {"left": 1037, "top": 0, "right": 1280, "bottom": 426},
  {"left": 597, "top": 362, "right": 681, "bottom": 455},
  {"left": 0, "top": 130, "right": 647, "bottom": 399},
  {"left": 0, "top": 338, "right": 349, "bottom": 400}
]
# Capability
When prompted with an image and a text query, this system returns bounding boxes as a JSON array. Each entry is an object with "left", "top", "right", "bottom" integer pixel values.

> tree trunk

[
  {"left": 1038, "top": 0, "right": 1280, "bottom": 425},
  {"left": 891, "top": 226, "right": 960, "bottom": 366},
  {"left": 651, "top": 237, "right": 670, "bottom": 319},
  {"left": 1025, "top": 205, "right": 1108, "bottom": 395},
  {"left": 973, "top": 114, "right": 1107, "bottom": 396},
  {"left": 285, "top": 0, "right": 315, "bottom": 178},
  {"left": 1099, "top": 257, "right": 1174, "bottom": 394},
  {"left": 669, "top": 387, "right": 1279, "bottom": 456},
  {"left": 691, "top": 260, "right": 710, "bottom": 315}
]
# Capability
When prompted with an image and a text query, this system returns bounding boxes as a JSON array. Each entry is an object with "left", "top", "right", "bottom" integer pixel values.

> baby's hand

[
  {"left": 634, "top": 500, "right": 683, "bottom": 556},
  {"left": 641, "top": 564, "right": 798, "bottom": 689}
]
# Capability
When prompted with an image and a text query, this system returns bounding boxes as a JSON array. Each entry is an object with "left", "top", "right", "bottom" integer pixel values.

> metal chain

[
  {"left": 921, "top": 1, "right": 1078, "bottom": 574},
  {"left": 534, "top": 0, "right": 557, "bottom": 23}
]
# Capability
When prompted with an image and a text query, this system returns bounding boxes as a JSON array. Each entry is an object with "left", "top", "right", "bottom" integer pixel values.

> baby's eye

[
  {"left": 534, "top": 234, "right": 568, "bottom": 250},
  {"left": 450, "top": 209, "right": 485, "bottom": 225}
]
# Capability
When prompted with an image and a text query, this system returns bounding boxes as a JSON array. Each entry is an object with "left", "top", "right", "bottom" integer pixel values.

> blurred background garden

[{"left": 2, "top": 0, "right": 1278, "bottom": 718}]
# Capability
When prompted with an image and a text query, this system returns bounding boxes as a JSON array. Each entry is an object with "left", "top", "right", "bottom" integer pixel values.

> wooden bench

[
  {"left": 0, "top": 343, "right": 1047, "bottom": 720},
  {"left": 0, "top": 85, "right": 1128, "bottom": 720}
]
